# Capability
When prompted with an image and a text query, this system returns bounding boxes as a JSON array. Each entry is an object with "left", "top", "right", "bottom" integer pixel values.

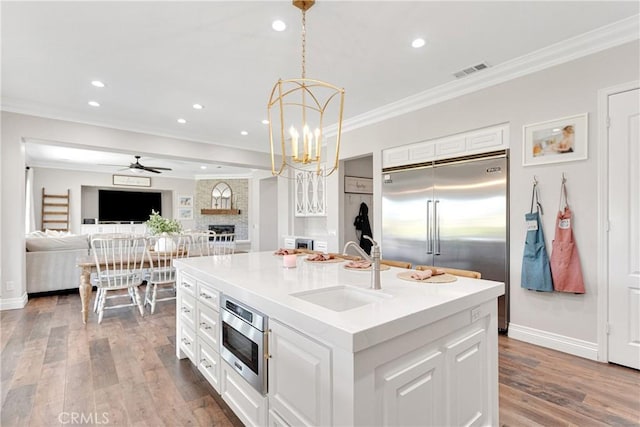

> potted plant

[{"left": 145, "top": 210, "right": 182, "bottom": 251}]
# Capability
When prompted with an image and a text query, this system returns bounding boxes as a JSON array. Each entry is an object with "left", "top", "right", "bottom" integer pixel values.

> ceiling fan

[{"left": 119, "top": 155, "right": 172, "bottom": 174}]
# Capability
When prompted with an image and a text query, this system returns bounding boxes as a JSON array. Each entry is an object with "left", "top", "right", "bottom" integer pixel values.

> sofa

[{"left": 25, "top": 231, "right": 91, "bottom": 294}]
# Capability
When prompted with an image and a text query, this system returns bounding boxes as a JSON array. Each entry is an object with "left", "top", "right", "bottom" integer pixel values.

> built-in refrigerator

[{"left": 382, "top": 150, "right": 509, "bottom": 331}]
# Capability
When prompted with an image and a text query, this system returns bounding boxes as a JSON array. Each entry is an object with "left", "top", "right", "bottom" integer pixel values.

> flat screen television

[{"left": 98, "top": 190, "right": 161, "bottom": 223}]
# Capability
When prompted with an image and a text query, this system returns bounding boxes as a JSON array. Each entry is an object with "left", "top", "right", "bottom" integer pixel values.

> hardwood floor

[
  {"left": 2, "top": 292, "right": 639, "bottom": 426},
  {"left": 1, "top": 291, "right": 242, "bottom": 427}
]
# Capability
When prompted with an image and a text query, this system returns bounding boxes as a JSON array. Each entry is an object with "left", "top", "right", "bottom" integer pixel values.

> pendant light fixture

[{"left": 268, "top": 0, "right": 345, "bottom": 177}]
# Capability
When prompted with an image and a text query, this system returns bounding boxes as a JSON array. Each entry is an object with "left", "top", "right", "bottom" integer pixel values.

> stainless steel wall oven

[{"left": 220, "top": 295, "right": 268, "bottom": 394}]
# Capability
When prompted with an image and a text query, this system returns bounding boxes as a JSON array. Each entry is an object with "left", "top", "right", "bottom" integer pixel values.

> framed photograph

[
  {"left": 523, "top": 113, "right": 588, "bottom": 166},
  {"left": 344, "top": 176, "right": 373, "bottom": 194},
  {"left": 177, "top": 194, "right": 193, "bottom": 208},
  {"left": 112, "top": 174, "right": 151, "bottom": 187},
  {"left": 177, "top": 207, "right": 193, "bottom": 220}
]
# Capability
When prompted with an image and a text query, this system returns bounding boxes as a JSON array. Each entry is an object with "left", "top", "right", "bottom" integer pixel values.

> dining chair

[
  {"left": 91, "top": 235, "right": 147, "bottom": 323},
  {"left": 145, "top": 234, "right": 189, "bottom": 314},
  {"left": 185, "top": 230, "right": 216, "bottom": 257},
  {"left": 211, "top": 233, "right": 236, "bottom": 255},
  {"left": 380, "top": 259, "right": 412, "bottom": 269},
  {"left": 415, "top": 265, "right": 482, "bottom": 279}
]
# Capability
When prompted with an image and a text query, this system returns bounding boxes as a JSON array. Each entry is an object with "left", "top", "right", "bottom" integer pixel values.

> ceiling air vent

[{"left": 453, "top": 61, "right": 490, "bottom": 79}]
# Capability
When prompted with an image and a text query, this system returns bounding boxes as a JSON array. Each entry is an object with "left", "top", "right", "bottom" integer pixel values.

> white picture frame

[
  {"left": 522, "top": 113, "right": 588, "bottom": 166},
  {"left": 177, "top": 194, "right": 193, "bottom": 220}
]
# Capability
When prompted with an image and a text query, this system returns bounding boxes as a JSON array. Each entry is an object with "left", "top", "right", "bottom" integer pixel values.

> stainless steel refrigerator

[{"left": 382, "top": 150, "right": 509, "bottom": 331}]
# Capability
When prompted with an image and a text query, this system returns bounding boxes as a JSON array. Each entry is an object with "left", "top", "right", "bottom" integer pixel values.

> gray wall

[
  {"left": 330, "top": 40, "right": 640, "bottom": 351},
  {"left": 31, "top": 167, "right": 194, "bottom": 233}
]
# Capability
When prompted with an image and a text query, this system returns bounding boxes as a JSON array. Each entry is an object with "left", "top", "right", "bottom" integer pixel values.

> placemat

[
  {"left": 396, "top": 271, "right": 458, "bottom": 283},
  {"left": 304, "top": 257, "right": 344, "bottom": 264},
  {"left": 343, "top": 264, "right": 391, "bottom": 271}
]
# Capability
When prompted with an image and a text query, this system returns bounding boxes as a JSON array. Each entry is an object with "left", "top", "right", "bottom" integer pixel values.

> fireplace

[{"left": 208, "top": 224, "right": 235, "bottom": 235}]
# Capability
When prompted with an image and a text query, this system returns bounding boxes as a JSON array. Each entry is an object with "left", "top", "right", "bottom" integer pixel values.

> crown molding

[{"left": 328, "top": 15, "right": 640, "bottom": 136}]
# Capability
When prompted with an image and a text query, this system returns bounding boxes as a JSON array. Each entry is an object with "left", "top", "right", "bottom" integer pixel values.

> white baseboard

[
  {"left": 0, "top": 293, "right": 28, "bottom": 310},
  {"left": 508, "top": 323, "right": 599, "bottom": 361}
]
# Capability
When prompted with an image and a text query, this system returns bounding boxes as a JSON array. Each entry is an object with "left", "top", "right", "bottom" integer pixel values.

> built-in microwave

[
  {"left": 220, "top": 295, "right": 268, "bottom": 394},
  {"left": 295, "top": 238, "right": 314, "bottom": 251}
]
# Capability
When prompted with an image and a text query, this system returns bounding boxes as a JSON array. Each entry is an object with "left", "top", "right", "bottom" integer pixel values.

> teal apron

[{"left": 521, "top": 181, "right": 554, "bottom": 292}]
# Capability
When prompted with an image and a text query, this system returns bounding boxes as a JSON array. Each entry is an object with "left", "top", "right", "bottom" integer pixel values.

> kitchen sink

[{"left": 291, "top": 285, "right": 392, "bottom": 312}]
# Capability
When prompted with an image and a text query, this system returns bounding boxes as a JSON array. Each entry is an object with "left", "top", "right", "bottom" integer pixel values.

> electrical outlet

[
  {"left": 471, "top": 307, "right": 481, "bottom": 323},
  {"left": 6, "top": 281, "right": 15, "bottom": 291}
]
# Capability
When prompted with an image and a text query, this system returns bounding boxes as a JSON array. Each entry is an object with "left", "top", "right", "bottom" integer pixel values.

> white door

[{"left": 608, "top": 87, "right": 640, "bottom": 369}]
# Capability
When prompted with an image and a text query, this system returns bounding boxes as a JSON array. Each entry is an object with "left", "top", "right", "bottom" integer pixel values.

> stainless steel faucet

[{"left": 343, "top": 236, "right": 382, "bottom": 290}]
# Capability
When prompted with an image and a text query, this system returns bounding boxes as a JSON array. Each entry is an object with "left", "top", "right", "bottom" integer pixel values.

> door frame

[{"left": 596, "top": 80, "right": 639, "bottom": 363}]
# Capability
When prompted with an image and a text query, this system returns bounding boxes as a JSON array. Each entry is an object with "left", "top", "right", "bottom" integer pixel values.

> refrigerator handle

[
  {"left": 426, "top": 200, "right": 433, "bottom": 254},
  {"left": 434, "top": 200, "right": 441, "bottom": 255}
]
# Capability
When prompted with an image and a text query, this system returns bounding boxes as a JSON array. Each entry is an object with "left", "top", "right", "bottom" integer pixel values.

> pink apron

[{"left": 550, "top": 179, "right": 585, "bottom": 293}]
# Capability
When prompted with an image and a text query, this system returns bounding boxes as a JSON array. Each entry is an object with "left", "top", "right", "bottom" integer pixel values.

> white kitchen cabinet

[
  {"left": 176, "top": 271, "right": 222, "bottom": 394},
  {"left": 294, "top": 169, "right": 326, "bottom": 217},
  {"left": 377, "top": 347, "right": 445, "bottom": 426},
  {"left": 268, "top": 319, "right": 332, "bottom": 427},
  {"left": 221, "top": 360, "right": 268, "bottom": 427},
  {"left": 445, "top": 327, "right": 489, "bottom": 427},
  {"left": 382, "top": 146, "right": 410, "bottom": 168},
  {"left": 381, "top": 123, "right": 508, "bottom": 168},
  {"left": 179, "top": 323, "right": 196, "bottom": 363},
  {"left": 197, "top": 339, "right": 221, "bottom": 391},
  {"left": 197, "top": 303, "right": 219, "bottom": 350}
]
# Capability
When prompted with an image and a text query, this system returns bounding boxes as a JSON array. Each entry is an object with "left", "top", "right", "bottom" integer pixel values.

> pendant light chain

[{"left": 301, "top": 9, "right": 306, "bottom": 79}]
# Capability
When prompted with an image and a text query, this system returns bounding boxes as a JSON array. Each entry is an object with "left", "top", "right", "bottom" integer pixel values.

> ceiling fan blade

[
  {"left": 144, "top": 166, "right": 172, "bottom": 171},
  {"left": 143, "top": 167, "right": 162, "bottom": 174}
]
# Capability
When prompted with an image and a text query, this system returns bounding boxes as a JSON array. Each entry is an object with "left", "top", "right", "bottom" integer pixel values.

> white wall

[
  {"left": 0, "top": 112, "right": 272, "bottom": 306},
  {"left": 31, "top": 167, "right": 196, "bottom": 233},
  {"left": 328, "top": 41, "right": 640, "bottom": 355}
]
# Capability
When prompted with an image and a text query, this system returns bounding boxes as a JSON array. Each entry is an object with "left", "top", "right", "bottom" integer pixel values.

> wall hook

[
  {"left": 562, "top": 172, "right": 567, "bottom": 183},
  {"left": 533, "top": 175, "right": 539, "bottom": 185}
]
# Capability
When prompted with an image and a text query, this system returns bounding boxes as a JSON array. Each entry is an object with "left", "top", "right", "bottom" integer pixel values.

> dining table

[{"left": 76, "top": 248, "right": 190, "bottom": 324}]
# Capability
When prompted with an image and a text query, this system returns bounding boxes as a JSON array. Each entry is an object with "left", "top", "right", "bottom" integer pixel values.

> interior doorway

[{"left": 343, "top": 156, "right": 373, "bottom": 249}]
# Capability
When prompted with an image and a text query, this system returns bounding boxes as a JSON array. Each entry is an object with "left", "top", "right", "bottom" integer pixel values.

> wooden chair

[
  {"left": 415, "top": 265, "right": 482, "bottom": 279},
  {"left": 380, "top": 259, "right": 412, "bottom": 269},
  {"left": 211, "top": 233, "right": 236, "bottom": 255},
  {"left": 185, "top": 231, "right": 216, "bottom": 257},
  {"left": 145, "top": 234, "right": 189, "bottom": 314},
  {"left": 91, "top": 235, "right": 147, "bottom": 323}
]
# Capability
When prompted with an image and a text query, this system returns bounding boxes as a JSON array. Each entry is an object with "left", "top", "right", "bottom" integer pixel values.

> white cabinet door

[
  {"left": 445, "top": 327, "right": 488, "bottom": 427},
  {"left": 268, "top": 319, "right": 332, "bottom": 427},
  {"left": 382, "top": 146, "right": 410, "bottom": 168},
  {"left": 377, "top": 348, "right": 445, "bottom": 426},
  {"left": 221, "top": 361, "right": 268, "bottom": 427},
  {"left": 294, "top": 169, "right": 326, "bottom": 217}
]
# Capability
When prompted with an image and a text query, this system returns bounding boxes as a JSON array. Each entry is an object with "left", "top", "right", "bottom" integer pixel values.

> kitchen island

[{"left": 174, "top": 251, "right": 504, "bottom": 427}]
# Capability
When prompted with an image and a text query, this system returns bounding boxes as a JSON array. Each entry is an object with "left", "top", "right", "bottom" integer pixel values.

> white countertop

[{"left": 175, "top": 252, "right": 505, "bottom": 352}]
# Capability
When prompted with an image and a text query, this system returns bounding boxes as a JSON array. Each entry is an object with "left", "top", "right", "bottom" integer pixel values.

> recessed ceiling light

[
  {"left": 177, "top": 118, "right": 187, "bottom": 124},
  {"left": 200, "top": 165, "right": 207, "bottom": 170},
  {"left": 91, "top": 80, "right": 105, "bottom": 88},
  {"left": 262, "top": 119, "right": 270, "bottom": 125},
  {"left": 192, "top": 104, "right": 204, "bottom": 110},
  {"left": 240, "top": 131, "right": 249, "bottom": 136},
  {"left": 272, "top": 20, "right": 286, "bottom": 32},
  {"left": 411, "top": 38, "right": 426, "bottom": 48},
  {"left": 88, "top": 101, "right": 100, "bottom": 107}
]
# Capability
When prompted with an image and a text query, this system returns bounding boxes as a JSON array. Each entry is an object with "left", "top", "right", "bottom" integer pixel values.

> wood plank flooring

[{"left": 2, "top": 292, "right": 639, "bottom": 426}]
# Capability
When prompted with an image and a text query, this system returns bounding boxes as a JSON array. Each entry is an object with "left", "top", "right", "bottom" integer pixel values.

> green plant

[{"left": 145, "top": 210, "right": 182, "bottom": 235}]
